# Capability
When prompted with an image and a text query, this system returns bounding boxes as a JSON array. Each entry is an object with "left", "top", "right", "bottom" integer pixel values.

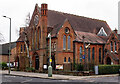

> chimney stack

[
  {"left": 41, "top": 3, "right": 48, "bottom": 16},
  {"left": 19, "top": 27, "right": 25, "bottom": 36}
]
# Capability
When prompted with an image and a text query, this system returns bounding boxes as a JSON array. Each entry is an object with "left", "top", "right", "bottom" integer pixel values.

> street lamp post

[
  {"left": 48, "top": 33, "right": 52, "bottom": 77},
  {"left": 3, "top": 16, "right": 11, "bottom": 74},
  {"left": 82, "top": 35, "right": 90, "bottom": 71},
  {"left": 82, "top": 36, "right": 86, "bottom": 70}
]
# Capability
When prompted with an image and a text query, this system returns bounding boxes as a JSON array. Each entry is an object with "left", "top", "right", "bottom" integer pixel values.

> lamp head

[
  {"left": 48, "top": 33, "right": 51, "bottom": 38},
  {"left": 3, "top": 16, "right": 6, "bottom": 17}
]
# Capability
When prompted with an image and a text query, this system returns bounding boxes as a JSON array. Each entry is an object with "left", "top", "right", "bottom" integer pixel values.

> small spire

[
  {"left": 114, "top": 28, "right": 118, "bottom": 34},
  {"left": 36, "top": 3, "right": 38, "bottom": 6}
]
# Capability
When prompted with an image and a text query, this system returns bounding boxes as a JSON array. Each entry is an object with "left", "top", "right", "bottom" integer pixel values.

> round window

[{"left": 65, "top": 28, "right": 69, "bottom": 34}]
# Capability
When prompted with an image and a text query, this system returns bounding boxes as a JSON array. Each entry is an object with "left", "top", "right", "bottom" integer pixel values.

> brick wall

[{"left": 0, "top": 55, "right": 8, "bottom": 63}]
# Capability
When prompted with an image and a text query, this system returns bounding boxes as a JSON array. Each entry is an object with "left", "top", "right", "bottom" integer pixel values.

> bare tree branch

[
  {"left": 24, "top": 12, "right": 31, "bottom": 67},
  {"left": 25, "top": 12, "right": 30, "bottom": 27}
]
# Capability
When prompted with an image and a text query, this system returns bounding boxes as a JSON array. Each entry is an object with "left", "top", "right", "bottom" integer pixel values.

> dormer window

[{"left": 97, "top": 27, "right": 107, "bottom": 36}]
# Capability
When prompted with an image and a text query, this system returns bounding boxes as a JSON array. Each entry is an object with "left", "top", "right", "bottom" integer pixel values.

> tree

[
  {"left": 25, "top": 13, "right": 30, "bottom": 27},
  {"left": 24, "top": 13, "right": 32, "bottom": 68}
]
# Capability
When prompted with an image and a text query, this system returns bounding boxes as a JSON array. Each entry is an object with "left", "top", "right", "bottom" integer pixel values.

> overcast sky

[{"left": 0, "top": 0, "right": 120, "bottom": 44}]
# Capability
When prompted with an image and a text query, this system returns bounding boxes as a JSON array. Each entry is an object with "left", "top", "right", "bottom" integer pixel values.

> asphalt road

[{"left": 1, "top": 74, "right": 120, "bottom": 84}]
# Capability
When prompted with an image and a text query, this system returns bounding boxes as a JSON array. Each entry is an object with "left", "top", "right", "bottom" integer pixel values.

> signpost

[{"left": 48, "top": 33, "right": 52, "bottom": 77}]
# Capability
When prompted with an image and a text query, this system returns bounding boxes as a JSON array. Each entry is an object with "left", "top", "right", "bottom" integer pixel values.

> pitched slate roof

[
  {"left": 74, "top": 31, "right": 106, "bottom": 44},
  {"left": 0, "top": 42, "right": 16, "bottom": 55},
  {"left": 36, "top": 5, "right": 112, "bottom": 36},
  {"left": 18, "top": 5, "right": 112, "bottom": 44},
  {"left": 17, "top": 32, "right": 25, "bottom": 42},
  {"left": 46, "top": 10, "right": 111, "bottom": 36},
  {"left": 106, "top": 51, "right": 119, "bottom": 61}
]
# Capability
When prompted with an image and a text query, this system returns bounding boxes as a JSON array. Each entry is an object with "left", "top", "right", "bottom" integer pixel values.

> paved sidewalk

[{"left": 0, "top": 70, "right": 119, "bottom": 80}]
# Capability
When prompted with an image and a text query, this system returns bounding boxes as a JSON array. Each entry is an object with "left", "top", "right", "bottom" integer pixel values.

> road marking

[
  {"left": 21, "top": 79, "right": 32, "bottom": 83},
  {"left": 59, "top": 80, "right": 69, "bottom": 82},
  {"left": 4, "top": 75, "right": 16, "bottom": 78}
]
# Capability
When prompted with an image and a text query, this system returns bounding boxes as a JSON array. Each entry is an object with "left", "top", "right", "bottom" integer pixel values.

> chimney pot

[{"left": 41, "top": 3, "right": 48, "bottom": 16}]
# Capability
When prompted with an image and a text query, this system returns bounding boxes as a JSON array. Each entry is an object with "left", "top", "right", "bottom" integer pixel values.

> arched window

[
  {"left": 64, "top": 57, "right": 66, "bottom": 62},
  {"left": 68, "top": 36, "right": 71, "bottom": 50},
  {"left": 39, "top": 27, "right": 41, "bottom": 49},
  {"left": 80, "top": 46, "right": 82, "bottom": 55},
  {"left": 99, "top": 48, "right": 101, "bottom": 63},
  {"left": 88, "top": 48, "right": 90, "bottom": 61},
  {"left": 36, "top": 29, "right": 38, "bottom": 49},
  {"left": 21, "top": 44, "right": 22, "bottom": 52},
  {"left": 111, "top": 41, "right": 113, "bottom": 52},
  {"left": 114, "top": 41, "right": 117, "bottom": 51},
  {"left": 51, "top": 42, "right": 54, "bottom": 51},
  {"left": 63, "top": 35, "right": 66, "bottom": 50},
  {"left": 92, "top": 47, "right": 95, "bottom": 61},
  {"left": 24, "top": 44, "right": 25, "bottom": 51},
  {"left": 32, "top": 29, "right": 34, "bottom": 49},
  {"left": 54, "top": 42, "right": 56, "bottom": 51},
  {"left": 68, "top": 57, "right": 70, "bottom": 62}
]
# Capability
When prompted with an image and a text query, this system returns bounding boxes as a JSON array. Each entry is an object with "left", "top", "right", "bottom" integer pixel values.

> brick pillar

[{"left": 39, "top": 3, "right": 48, "bottom": 72}]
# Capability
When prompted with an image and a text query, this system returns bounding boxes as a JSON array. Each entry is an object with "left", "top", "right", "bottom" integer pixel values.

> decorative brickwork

[{"left": 16, "top": 3, "right": 120, "bottom": 72}]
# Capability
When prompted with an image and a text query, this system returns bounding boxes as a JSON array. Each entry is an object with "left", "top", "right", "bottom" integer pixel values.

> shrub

[
  {"left": 0, "top": 62, "right": 8, "bottom": 70},
  {"left": 98, "top": 65, "right": 120, "bottom": 75},
  {"left": 26, "top": 67, "right": 35, "bottom": 72},
  {"left": 75, "top": 63, "right": 83, "bottom": 71}
]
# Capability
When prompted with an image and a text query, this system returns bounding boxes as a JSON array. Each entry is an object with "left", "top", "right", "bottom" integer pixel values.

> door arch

[
  {"left": 52, "top": 55, "right": 56, "bottom": 70},
  {"left": 106, "top": 57, "right": 111, "bottom": 65},
  {"left": 35, "top": 55, "right": 39, "bottom": 70},
  {"left": 33, "top": 53, "right": 39, "bottom": 70},
  {"left": 15, "top": 56, "right": 19, "bottom": 69}
]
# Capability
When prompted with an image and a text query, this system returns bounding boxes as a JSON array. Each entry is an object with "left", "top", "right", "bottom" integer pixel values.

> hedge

[
  {"left": 0, "top": 62, "right": 8, "bottom": 70},
  {"left": 98, "top": 65, "right": 120, "bottom": 75}
]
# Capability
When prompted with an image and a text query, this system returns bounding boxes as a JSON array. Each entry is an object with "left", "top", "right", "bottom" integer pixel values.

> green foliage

[
  {"left": 98, "top": 65, "right": 120, "bottom": 74},
  {"left": 0, "top": 62, "right": 8, "bottom": 70},
  {"left": 26, "top": 67, "right": 35, "bottom": 72},
  {"left": 75, "top": 63, "right": 83, "bottom": 71}
]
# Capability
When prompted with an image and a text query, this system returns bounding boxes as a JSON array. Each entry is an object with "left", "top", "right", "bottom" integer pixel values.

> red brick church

[{"left": 16, "top": 3, "right": 120, "bottom": 71}]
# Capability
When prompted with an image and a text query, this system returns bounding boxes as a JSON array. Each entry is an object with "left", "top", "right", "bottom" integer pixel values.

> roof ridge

[
  {"left": 48, "top": 9, "right": 106, "bottom": 22},
  {"left": 37, "top": 4, "right": 106, "bottom": 22}
]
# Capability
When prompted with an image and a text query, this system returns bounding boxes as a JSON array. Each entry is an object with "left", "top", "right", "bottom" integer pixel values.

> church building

[{"left": 16, "top": 3, "right": 120, "bottom": 71}]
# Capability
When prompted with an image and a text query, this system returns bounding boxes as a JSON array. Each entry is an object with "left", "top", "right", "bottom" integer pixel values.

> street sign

[
  {"left": 50, "top": 59, "right": 52, "bottom": 63},
  {"left": 56, "top": 65, "right": 63, "bottom": 69},
  {"left": 82, "top": 55, "right": 85, "bottom": 59}
]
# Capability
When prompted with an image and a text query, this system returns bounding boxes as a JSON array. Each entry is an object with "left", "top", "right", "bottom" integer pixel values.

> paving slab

[{"left": 0, "top": 70, "right": 119, "bottom": 80}]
